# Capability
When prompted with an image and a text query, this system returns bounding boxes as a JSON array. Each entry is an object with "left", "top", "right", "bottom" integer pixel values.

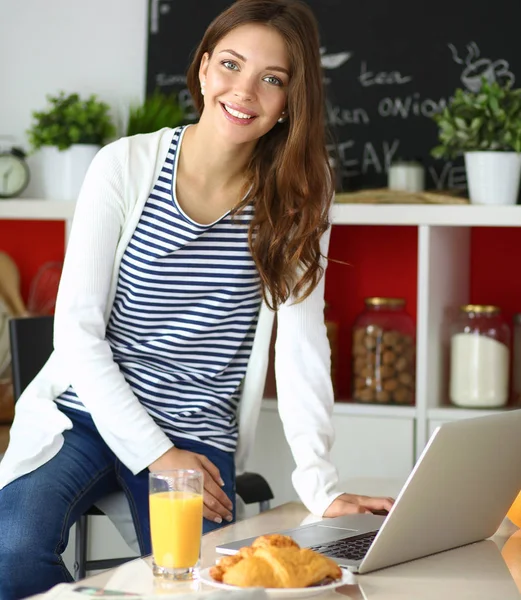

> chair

[
  {"left": 9, "top": 315, "right": 134, "bottom": 578},
  {"left": 9, "top": 315, "right": 273, "bottom": 578}
]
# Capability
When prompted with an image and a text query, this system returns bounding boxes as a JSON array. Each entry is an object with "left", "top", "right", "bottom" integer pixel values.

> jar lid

[
  {"left": 365, "top": 297, "right": 405, "bottom": 307},
  {"left": 460, "top": 304, "right": 501, "bottom": 315}
]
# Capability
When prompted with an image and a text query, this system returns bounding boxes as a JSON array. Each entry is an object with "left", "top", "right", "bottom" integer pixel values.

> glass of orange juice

[{"left": 149, "top": 469, "right": 204, "bottom": 580}]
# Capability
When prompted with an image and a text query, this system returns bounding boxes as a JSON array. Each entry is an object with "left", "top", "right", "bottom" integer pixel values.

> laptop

[{"left": 217, "top": 410, "right": 521, "bottom": 574}]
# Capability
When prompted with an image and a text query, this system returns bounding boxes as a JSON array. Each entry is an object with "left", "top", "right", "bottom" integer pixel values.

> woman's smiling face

[{"left": 199, "top": 23, "right": 290, "bottom": 144}]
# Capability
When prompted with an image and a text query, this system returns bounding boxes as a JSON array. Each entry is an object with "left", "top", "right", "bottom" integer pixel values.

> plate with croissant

[{"left": 201, "top": 534, "right": 353, "bottom": 598}]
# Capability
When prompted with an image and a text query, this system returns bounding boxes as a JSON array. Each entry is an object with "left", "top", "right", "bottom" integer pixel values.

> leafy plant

[
  {"left": 27, "top": 92, "right": 116, "bottom": 151},
  {"left": 126, "top": 89, "right": 190, "bottom": 136},
  {"left": 431, "top": 78, "right": 521, "bottom": 159}
]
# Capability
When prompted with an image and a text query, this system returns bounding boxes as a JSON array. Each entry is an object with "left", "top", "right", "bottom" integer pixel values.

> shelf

[
  {"left": 0, "top": 199, "right": 76, "bottom": 220},
  {"left": 332, "top": 402, "right": 417, "bottom": 418},
  {"left": 262, "top": 398, "right": 417, "bottom": 419},
  {"left": 427, "top": 406, "right": 511, "bottom": 421},
  {"left": 332, "top": 203, "right": 521, "bottom": 227},
  {"left": 264, "top": 399, "right": 515, "bottom": 421},
  {"left": 2, "top": 199, "right": 521, "bottom": 227}
]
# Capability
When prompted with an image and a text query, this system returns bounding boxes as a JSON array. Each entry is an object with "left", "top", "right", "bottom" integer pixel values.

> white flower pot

[
  {"left": 464, "top": 151, "right": 521, "bottom": 206},
  {"left": 40, "top": 144, "right": 100, "bottom": 201}
]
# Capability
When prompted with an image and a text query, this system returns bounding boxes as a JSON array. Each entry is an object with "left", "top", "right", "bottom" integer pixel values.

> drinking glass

[{"left": 149, "top": 469, "right": 204, "bottom": 580}]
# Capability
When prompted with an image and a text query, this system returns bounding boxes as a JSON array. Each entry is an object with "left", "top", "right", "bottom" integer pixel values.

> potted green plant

[
  {"left": 27, "top": 92, "right": 116, "bottom": 201},
  {"left": 126, "top": 89, "right": 190, "bottom": 136},
  {"left": 431, "top": 78, "right": 521, "bottom": 205}
]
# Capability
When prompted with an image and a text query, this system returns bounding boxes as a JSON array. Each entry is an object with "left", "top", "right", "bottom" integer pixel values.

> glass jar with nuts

[{"left": 352, "top": 297, "right": 416, "bottom": 405}]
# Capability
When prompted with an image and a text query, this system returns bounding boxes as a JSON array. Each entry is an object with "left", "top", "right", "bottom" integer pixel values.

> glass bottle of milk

[{"left": 449, "top": 305, "right": 510, "bottom": 408}]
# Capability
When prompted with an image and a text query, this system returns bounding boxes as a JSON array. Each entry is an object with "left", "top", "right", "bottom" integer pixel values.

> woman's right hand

[{"left": 149, "top": 447, "right": 233, "bottom": 523}]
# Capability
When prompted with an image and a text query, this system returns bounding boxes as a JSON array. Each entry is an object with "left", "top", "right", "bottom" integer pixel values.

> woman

[{"left": 0, "top": 0, "right": 393, "bottom": 597}]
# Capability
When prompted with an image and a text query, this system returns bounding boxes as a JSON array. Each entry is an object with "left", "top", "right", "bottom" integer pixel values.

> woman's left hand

[{"left": 323, "top": 493, "right": 395, "bottom": 517}]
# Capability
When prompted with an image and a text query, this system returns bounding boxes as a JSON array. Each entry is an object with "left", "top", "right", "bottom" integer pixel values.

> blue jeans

[{"left": 0, "top": 406, "right": 236, "bottom": 600}]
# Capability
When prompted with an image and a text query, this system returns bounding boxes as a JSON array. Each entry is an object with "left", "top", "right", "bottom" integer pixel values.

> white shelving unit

[
  {"left": 0, "top": 199, "right": 75, "bottom": 241},
  {"left": 3, "top": 198, "right": 521, "bottom": 226},
  {"left": 0, "top": 199, "right": 75, "bottom": 220},
  {"left": 331, "top": 203, "right": 521, "bottom": 227},
  {"left": 3, "top": 199, "right": 521, "bottom": 509},
  {"left": 252, "top": 203, "right": 521, "bottom": 508}
]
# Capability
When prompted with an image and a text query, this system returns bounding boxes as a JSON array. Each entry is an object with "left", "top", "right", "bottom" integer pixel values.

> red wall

[
  {"left": 469, "top": 227, "right": 521, "bottom": 326},
  {"left": 0, "top": 221, "right": 65, "bottom": 301}
]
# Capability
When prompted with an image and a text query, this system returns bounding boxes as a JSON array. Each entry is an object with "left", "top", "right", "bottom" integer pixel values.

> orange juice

[{"left": 149, "top": 491, "right": 203, "bottom": 569}]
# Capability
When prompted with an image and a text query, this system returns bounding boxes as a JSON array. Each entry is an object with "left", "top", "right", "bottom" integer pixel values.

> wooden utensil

[{"left": 0, "top": 252, "right": 27, "bottom": 317}]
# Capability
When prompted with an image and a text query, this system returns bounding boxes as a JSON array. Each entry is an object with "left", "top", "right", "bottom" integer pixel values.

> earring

[
  {"left": 278, "top": 112, "right": 286, "bottom": 124},
  {"left": 201, "top": 81, "right": 206, "bottom": 96}
]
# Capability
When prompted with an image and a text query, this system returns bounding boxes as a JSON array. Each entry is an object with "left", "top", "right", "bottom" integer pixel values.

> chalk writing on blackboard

[
  {"left": 330, "top": 139, "right": 400, "bottom": 178},
  {"left": 377, "top": 94, "right": 449, "bottom": 119},
  {"left": 448, "top": 42, "right": 515, "bottom": 92},
  {"left": 149, "top": 0, "right": 173, "bottom": 34},
  {"left": 359, "top": 62, "right": 412, "bottom": 87},
  {"left": 320, "top": 48, "right": 352, "bottom": 70},
  {"left": 323, "top": 42, "right": 515, "bottom": 190}
]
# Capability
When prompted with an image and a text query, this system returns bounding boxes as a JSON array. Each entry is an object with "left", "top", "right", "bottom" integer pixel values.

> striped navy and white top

[{"left": 56, "top": 126, "right": 262, "bottom": 453}]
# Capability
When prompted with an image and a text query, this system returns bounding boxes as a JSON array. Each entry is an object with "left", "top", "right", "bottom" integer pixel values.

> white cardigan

[{"left": 0, "top": 128, "right": 343, "bottom": 516}]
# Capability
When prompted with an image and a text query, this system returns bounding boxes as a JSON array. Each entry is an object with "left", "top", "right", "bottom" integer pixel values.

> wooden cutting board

[
  {"left": 0, "top": 424, "right": 10, "bottom": 454},
  {"left": 0, "top": 252, "right": 27, "bottom": 317},
  {"left": 335, "top": 189, "right": 469, "bottom": 204}
]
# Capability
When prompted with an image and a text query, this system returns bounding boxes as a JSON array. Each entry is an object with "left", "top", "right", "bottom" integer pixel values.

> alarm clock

[{"left": 0, "top": 147, "right": 30, "bottom": 198}]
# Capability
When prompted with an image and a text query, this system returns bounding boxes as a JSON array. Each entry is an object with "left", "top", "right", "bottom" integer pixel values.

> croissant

[
  {"left": 210, "top": 534, "right": 342, "bottom": 588},
  {"left": 210, "top": 546, "right": 255, "bottom": 582},
  {"left": 251, "top": 534, "right": 300, "bottom": 550}
]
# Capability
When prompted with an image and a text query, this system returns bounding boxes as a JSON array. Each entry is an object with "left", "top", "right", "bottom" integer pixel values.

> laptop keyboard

[{"left": 308, "top": 531, "right": 378, "bottom": 562}]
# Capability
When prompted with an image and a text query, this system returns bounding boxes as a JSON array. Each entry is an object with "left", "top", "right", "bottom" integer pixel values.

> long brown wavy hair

[{"left": 186, "top": 0, "right": 333, "bottom": 310}]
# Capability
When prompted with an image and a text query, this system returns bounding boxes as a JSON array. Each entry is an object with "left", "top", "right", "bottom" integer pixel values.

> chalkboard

[{"left": 146, "top": 0, "right": 521, "bottom": 192}]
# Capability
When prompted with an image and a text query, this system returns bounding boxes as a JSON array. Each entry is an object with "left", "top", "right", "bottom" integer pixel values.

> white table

[{"left": 70, "top": 499, "right": 521, "bottom": 600}]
